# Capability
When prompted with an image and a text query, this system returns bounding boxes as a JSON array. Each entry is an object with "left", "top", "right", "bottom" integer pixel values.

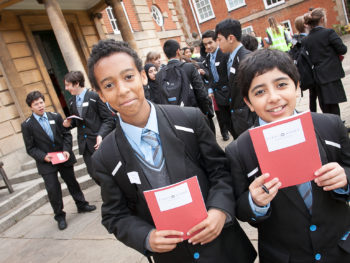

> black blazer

[
  {"left": 21, "top": 112, "right": 76, "bottom": 175},
  {"left": 228, "top": 46, "right": 251, "bottom": 110},
  {"left": 203, "top": 48, "right": 230, "bottom": 106},
  {"left": 226, "top": 112, "right": 350, "bottom": 263},
  {"left": 68, "top": 90, "right": 115, "bottom": 155},
  {"left": 303, "top": 27, "right": 347, "bottom": 84},
  {"left": 156, "top": 60, "right": 211, "bottom": 115},
  {"left": 92, "top": 105, "right": 256, "bottom": 263}
]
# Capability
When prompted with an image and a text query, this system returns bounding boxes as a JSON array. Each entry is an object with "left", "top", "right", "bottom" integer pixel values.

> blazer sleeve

[
  {"left": 21, "top": 121, "right": 47, "bottom": 162},
  {"left": 96, "top": 95, "right": 115, "bottom": 138},
  {"left": 329, "top": 29, "right": 347, "bottom": 55},
  {"left": 92, "top": 148, "right": 154, "bottom": 254},
  {"left": 55, "top": 113, "right": 73, "bottom": 153},
  {"left": 189, "top": 108, "right": 235, "bottom": 217},
  {"left": 225, "top": 142, "right": 271, "bottom": 224}
]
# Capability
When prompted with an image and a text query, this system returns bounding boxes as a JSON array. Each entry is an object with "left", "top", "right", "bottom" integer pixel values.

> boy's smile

[{"left": 244, "top": 68, "right": 299, "bottom": 123}]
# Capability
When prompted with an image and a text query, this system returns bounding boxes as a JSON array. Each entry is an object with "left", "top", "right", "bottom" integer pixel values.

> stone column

[
  {"left": 38, "top": 0, "right": 91, "bottom": 88},
  {"left": 105, "top": 0, "right": 138, "bottom": 51}
]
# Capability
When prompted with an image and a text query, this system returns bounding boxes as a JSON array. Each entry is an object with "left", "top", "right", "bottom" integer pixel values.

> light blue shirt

[
  {"left": 119, "top": 102, "right": 161, "bottom": 166},
  {"left": 33, "top": 112, "right": 54, "bottom": 141},
  {"left": 227, "top": 43, "right": 243, "bottom": 77},
  {"left": 76, "top": 88, "right": 87, "bottom": 106},
  {"left": 249, "top": 114, "right": 349, "bottom": 217},
  {"left": 33, "top": 112, "right": 48, "bottom": 122}
]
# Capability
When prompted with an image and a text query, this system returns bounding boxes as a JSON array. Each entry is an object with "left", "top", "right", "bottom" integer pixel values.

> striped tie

[
  {"left": 141, "top": 129, "right": 163, "bottom": 167},
  {"left": 210, "top": 54, "right": 219, "bottom": 83},
  {"left": 77, "top": 97, "right": 83, "bottom": 116},
  {"left": 297, "top": 182, "right": 313, "bottom": 214},
  {"left": 227, "top": 56, "right": 233, "bottom": 77},
  {"left": 39, "top": 116, "right": 54, "bottom": 142}
]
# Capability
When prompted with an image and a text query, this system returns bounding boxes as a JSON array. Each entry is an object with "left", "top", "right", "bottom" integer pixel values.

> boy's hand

[
  {"left": 249, "top": 173, "right": 281, "bottom": 207},
  {"left": 94, "top": 135, "right": 102, "bottom": 150},
  {"left": 314, "top": 162, "right": 348, "bottom": 191},
  {"left": 63, "top": 151, "right": 70, "bottom": 160},
  {"left": 63, "top": 119, "right": 72, "bottom": 128},
  {"left": 44, "top": 154, "right": 52, "bottom": 163},
  {"left": 149, "top": 229, "right": 183, "bottom": 253},
  {"left": 187, "top": 208, "right": 226, "bottom": 245}
]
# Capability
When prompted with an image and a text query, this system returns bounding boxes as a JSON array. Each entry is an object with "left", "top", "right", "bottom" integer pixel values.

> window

[
  {"left": 106, "top": 7, "right": 120, "bottom": 34},
  {"left": 225, "top": 0, "right": 245, "bottom": 11},
  {"left": 193, "top": 0, "right": 215, "bottom": 23},
  {"left": 151, "top": 5, "right": 164, "bottom": 27},
  {"left": 263, "top": 0, "right": 285, "bottom": 9},
  {"left": 281, "top": 20, "right": 293, "bottom": 35},
  {"left": 242, "top": 26, "right": 253, "bottom": 35}
]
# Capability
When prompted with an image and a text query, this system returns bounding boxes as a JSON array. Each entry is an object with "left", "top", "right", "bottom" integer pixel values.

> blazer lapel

[
  {"left": 156, "top": 106, "right": 187, "bottom": 184},
  {"left": 31, "top": 114, "right": 53, "bottom": 142},
  {"left": 81, "top": 91, "right": 89, "bottom": 118},
  {"left": 280, "top": 186, "right": 311, "bottom": 217}
]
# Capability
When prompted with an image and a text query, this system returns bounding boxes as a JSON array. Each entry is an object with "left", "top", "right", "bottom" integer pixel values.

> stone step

[
  {"left": 21, "top": 145, "right": 80, "bottom": 171},
  {"left": 0, "top": 174, "right": 94, "bottom": 233},
  {"left": 10, "top": 159, "right": 87, "bottom": 185}
]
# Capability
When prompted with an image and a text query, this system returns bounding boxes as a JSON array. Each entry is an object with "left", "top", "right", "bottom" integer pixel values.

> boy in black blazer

[
  {"left": 88, "top": 39, "right": 256, "bottom": 263},
  {"left": 21, "top": 91, "right": 96, "bottom": 230},
  {"left": 63, "top": 71, "right": 114, "bottom": 183},
  {"left": 226, "top": 49, "right": 350, "bottom": 263}
]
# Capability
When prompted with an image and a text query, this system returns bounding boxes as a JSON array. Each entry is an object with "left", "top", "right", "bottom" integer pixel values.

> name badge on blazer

[
  {"left": 127, "top": 171, "right": 141, "bottom": 184},
  {"left": 49, "top": 120, "right": 55, "bottom": 124},
  {"left": 82, "top": 102, "right": 89, "bottom": 107},
  {"left": 215, "top": 62, "right": 220, "bottom": 66},
  {"left": 230, "top": 67, "right": 236, "bottom": 74}
]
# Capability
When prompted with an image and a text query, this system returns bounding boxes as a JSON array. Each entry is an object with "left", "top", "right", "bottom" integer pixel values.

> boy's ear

[
  {"left": 243, "top": 97, "right": 255, "bottom": 112},
  {"left": 97, "top": 90, "right": 106, "bottom": 103},
  {"left": 140, "top": 70, "right": 148, "bottom": 86}
]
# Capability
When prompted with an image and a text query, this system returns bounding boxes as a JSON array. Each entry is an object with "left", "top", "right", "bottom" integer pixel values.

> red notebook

[
  {"left": 144, "top": 176, "right": 208, "bottom": 240},
  {"left": 48, "top": 152, "right": 68, "bottom": 165},
  {"left": 249, "top": 111, "right": 322, "bottom": 188}
]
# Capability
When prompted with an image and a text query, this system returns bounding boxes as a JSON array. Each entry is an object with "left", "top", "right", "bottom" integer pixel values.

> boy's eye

[
  {"left": 104, "top": 82, "right": 115, "bottom": 89},
  {"left": 277, "top": 82, "right": 287, "bottom": 88},
  {"left": 254, "top": 89, "right": 265, "bottom": 96},
  {"left": 125, "top": 74, "right": 134, "bottom": 80}
]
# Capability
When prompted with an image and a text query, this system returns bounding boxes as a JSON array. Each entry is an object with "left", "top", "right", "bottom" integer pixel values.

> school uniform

[
  {"left": 226, "top": 112, "right": 350, "bottom": 263},
  {"left": 227, "top": 45, "right": 256, "bottom": 139},
  {"left": 67, "top": 89, "right": 115, "bottom": 179},
  {"left": 203, "top": 48, "right": 233, "bottom": 137},
  {"left": 92, "top": 104, "right": 256, "bottom": 263},
  {"left": 21, "top": 112, "right": 88, "bottom": 221}
]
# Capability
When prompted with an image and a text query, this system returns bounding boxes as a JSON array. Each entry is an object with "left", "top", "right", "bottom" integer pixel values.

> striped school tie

[
  {"left": 39, "top": 116, "right": 54, "bottom": 142},
  {"left": 141, "top": 129, "right": 163, "bottom": 167},
  {"left": 297, "top": 182, "right": 313, "bottom": 214}
]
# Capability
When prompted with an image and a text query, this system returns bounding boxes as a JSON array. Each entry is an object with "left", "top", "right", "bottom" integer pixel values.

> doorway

[{"left": 33, "top": 30, "right": 70, "bottom": 116}]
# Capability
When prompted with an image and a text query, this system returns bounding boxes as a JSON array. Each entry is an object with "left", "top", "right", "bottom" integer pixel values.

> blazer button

[
  {"left": 315, "top": 253, "right": 321, "bottom": 261},
  {"left": 84, "top": 134, "right": 87, "bottom": 138},
  {"left": 310, "top": 225, "right": 317, "bottom": 231},
  {"left": 193, "top": 252, "right": 199, "bottom": 260},
  {"left": 82, "top": 125, "right": 86, "bottom": 128},
  {"left": 52, "top": 144, "right": 55, "bottom": 147},
  {"left": 214, "top": 88, "right": 217, "bottom": 91}
]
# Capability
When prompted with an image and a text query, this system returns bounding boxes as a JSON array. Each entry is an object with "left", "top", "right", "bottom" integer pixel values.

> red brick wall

[
  {"left": 182, "top": 0, "right": 340, "bottom": 40},
  {"left": 146, "top": 0, "right": 178, "bottom": 31}
]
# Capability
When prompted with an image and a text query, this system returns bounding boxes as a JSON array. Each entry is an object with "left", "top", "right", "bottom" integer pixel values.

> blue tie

[
  {"left": 297, "top": 182, "right": 313, "bottom": 214},
  {"left": 210, "top": 54, "right": 219, "bottom": 83},
  {"left": 227, "top": 56, "right": 233, "bottom": 77},
  {"left": 141, "top": 129, "right": 163, "bottom": 167},
  {"left": 77, "top": 97, "right": 83, "bottom": 116},
  {"left": 39, "top": 116, "right": 54, "bottom": 142}
]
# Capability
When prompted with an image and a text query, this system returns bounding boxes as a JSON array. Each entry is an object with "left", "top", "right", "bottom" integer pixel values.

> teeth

[{"left": 270, "top": 106, "right": 283, "bottom": 112}]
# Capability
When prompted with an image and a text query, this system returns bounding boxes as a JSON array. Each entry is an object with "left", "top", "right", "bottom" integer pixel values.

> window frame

[
  {"left": 263, "top": 0, "right": 285, "bottom": 10},
  {"left": 106, "top": 6, "right": 120, "bottom": 34},
  {"left": 281, "top": 19, "right": 293, "bottom": 35},
  {"left": 242, "top": 25, "right": 253, "bottom": 35},
  {"left": 151, "top": 5, "right": 164, "bottom": 27},
  {"left": 225, "top": 0, "right": 246, "bottom": 12},
  {"left": 192, "top": 0, "right": 216, "bottom": 24}
]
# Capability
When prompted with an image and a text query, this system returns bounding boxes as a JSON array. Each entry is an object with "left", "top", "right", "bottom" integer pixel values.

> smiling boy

[
  {"left": 88, "top": 39, "right": 256, "bottom": 263},
  {"left": 226, "top": 49, "right": 350, "bottom": 263}
]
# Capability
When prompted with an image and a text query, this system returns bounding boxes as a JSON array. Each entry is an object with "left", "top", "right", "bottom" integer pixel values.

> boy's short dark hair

[
  {"left": 163, "top": 39, "right": 180, "bottom": 59},
  {"left": 241, "top": 34, "right": 258, "bottom": 52},
  {"left": 215, "top": 19, "right": 242, "bottom": 41},
  {"left": 64, "top": 71, "right": 85, "bottom": 87},
  {"left": 237, "top": 49, "right": 300, "bottom": 99},
  {"left": 87, "top": 39, "right": 143, "bottom": 91},
  {"left": 202, "top": 30, "right": 216, "bottom": 40},
  {"left": 26, "top": 90, "right": 45, "bottom": 107}
]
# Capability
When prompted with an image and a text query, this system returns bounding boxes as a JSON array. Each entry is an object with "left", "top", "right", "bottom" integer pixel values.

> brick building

[{"left": 175, "top": 0, "right": 349, "bottom": 43}]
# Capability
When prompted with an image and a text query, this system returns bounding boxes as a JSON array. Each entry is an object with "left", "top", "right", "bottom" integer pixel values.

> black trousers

[
  {"left": 217, "top": 105, "right": 234, "bottom": 137},
  {"left": 42, "top": 165, "right": 87, "bottom": 221}
]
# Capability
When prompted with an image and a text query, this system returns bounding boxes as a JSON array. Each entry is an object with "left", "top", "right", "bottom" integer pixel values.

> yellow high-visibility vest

[{"left": 266, "top": 26, "right": 290, "bottom": 52}]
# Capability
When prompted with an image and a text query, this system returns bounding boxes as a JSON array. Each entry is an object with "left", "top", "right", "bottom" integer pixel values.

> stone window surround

[
  {"left": 225, "top": 0, "right": 246, "bottom": 12},
  {"left": 106, "top": 4, "right": 133, "bottom": 35},
  {"left": 192, "top": 0, "right": 215, "bottom": 24},
  {"left": 151, "top": 5, "right": 164, "bottom": 27},
  {"left": 263, "top": 0, "right": 285, "bottom": 10}
]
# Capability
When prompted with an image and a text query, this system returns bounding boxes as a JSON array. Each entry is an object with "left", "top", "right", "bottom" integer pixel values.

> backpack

[
  {"left": 296, "top": 46, "right": 317, "bottom": 91},
  {"left": 159, "top": 62, "right": 197, "bottom": 107}
]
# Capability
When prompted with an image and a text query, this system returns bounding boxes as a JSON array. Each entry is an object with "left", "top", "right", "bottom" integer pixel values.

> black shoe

[
  {"left": 58, "top": 218, "right": 67, "bottom": 230},
  {"left": 222, "top": 134, "right": 229, "bottom": 141},
  {"left": 78, "top": 204, "right": 96, "bottom": 213}
]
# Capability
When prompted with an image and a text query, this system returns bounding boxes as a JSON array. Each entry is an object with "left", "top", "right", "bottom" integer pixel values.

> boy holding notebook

[{"left": 226, "top": 49, "right": 350, "bottom": 263}]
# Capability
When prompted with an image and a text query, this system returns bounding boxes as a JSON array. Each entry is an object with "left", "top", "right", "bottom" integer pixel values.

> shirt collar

[
  {"left": 229, "top": 43, "right": 243, "bottom": 63},
  {"left": 76, "top": 88, "right": 87, "bottom": 102},
  {"left": 210, "top": 47, "right": 219, "bottom": 60},
  {"left": 119, "top": 101, "right": 158, "bottom": 146},
  {"left": 258, "top": 110, "right": 297, "bottom": 126},
  {"left": 33, "top": 112, "right": 48, "bottom": 122}
]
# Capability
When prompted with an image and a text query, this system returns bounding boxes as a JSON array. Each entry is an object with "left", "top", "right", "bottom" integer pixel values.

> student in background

[
  {"left": 241, "top": 34, "right": 259, "bottom": 52},
  {"left": 226, "top": 49, "right": 350, "bottom": 263},
  {"left": 88, "top": 39, "right": 256, "bottom": 263},
  {"left": 145, "top": 51, "right": 164, "bottom": 70},
  {"left": 21, "top": 91, "right": 96, "bottom": 230},
  {"left": 144, "top": 63, "right": 159, "bottom": 103},
  {"left": 266, "top": 16, "right": 291, "bottom": 52}
]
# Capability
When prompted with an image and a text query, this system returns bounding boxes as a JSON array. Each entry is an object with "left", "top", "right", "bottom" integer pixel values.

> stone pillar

[
  {"left": 105, "top": 0, "right": 138, "bottom": 51},
  {"left": 38, "top": 0, "right": 91, "bottom": 88}
]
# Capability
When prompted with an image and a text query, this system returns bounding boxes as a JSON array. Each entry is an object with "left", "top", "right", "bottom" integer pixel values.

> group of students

[{"left": 20, "top": 11, "right": 350, "bottom": 263}]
